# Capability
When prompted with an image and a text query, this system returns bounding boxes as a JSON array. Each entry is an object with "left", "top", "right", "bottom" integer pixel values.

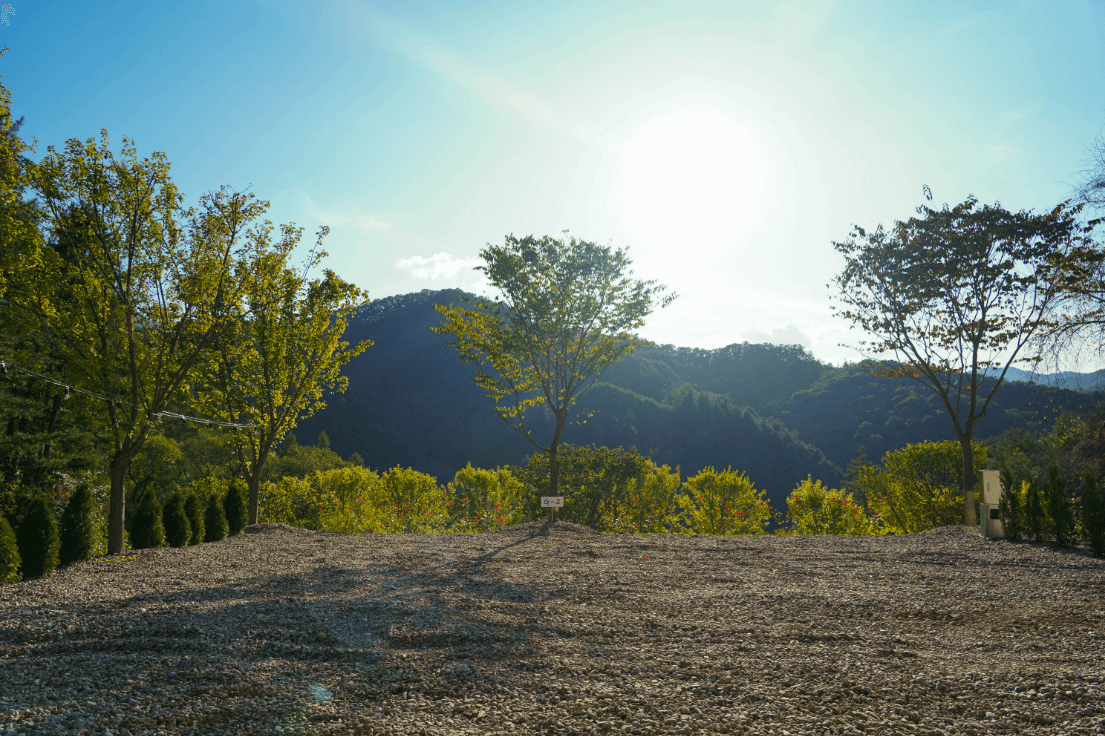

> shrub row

[
  {"left": 0, "top": 479, "right": 251, "bottom": 584},
  {"left": 252, "top": 452, "right": 884, "bottom": 538},
  {"left": 999, "top": 464, "right": 1105, "bottom": 557}
]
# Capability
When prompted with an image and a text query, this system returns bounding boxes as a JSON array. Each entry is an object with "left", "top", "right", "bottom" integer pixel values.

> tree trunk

[
  {"left": 961, "top": 435, "right": 977, "bottom": 526},
  {"left": 547, "top": 409, "right": 567, "bottom": 522},
  {"left": 548, "top": 442, "right": 559, "bottom": 522},
  {"left": 243, "top": 442, "right": 273, "bottom": 526},
  {"left": 107, "top": 453, "right": 130, "bottom": 555}
]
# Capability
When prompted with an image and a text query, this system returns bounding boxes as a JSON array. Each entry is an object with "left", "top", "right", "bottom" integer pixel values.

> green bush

[
  {"left": 781, "top": 476, "right": 882, "bottom": 536},
  {"left": 59, "top": 483, "right": 99, "bottom": 566},
  {"left": 378, "top": 467, "right": 446, "bottom": 533},
  {"left": 183, "top": 492, "right": 204, "bottom": 545},
  {"left": 1025, "top": 475, "right": 1045, "bottom": 543},
  {"left": 1046, "top": 464, "right": 1072, "bottom": 548},
  {"left": 1083, "top": 471, "right": 1105, "bottom": 558},
  {"left": 204, "top": 492, "right": 228, "bottom": 542},
  {"left": 0, "top": 517, "right": 21, "bottom": 583},
  {"left": 997, "top": 469, "right": 1022, "bottom": 542},
  {"left": 514, "top": 445, "right": 675, "bottom": 532},
  {"left": 223, "top": 479, "right": 248, "bottom": 536},
  {"left": 162, "top": 491, "right": 191, "bottom": 548},
  {"left": 444, "top": 464, "right": 526, "bottom": 533},
  {"left": 677, "top": 467, "right": 771, "bottom": 535},
  {"left": 16, "top": 497, "right": 60, "bottom": 579},
  {"left": 130, "top": 487, "right": 165, "bottom": 550}
]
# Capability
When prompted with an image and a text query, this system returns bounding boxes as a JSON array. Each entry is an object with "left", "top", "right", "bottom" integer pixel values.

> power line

[{"left": 0, "top": 358, "right": 257, "bottom": 430}]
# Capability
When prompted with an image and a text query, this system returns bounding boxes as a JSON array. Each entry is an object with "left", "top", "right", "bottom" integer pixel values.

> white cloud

[
  {"left": 739, "top": 323, "right": 812, "bottom": 347},
  {"left": 395, "top": 252, "right": 483, "bottom": 281}
]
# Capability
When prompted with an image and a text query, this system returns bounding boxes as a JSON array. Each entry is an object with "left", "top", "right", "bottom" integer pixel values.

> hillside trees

[
  {"left": 188, "top": 224, "right": 369, "bottom": 525},
  {"left": 11, "top": 131, "right": 265, "bottom": 554},
  {"left": 435, "top": 234, "right": 675, "bottom": 512},
  {"left": 831, "top": 192, "right": 1100, "bottom": 524}
]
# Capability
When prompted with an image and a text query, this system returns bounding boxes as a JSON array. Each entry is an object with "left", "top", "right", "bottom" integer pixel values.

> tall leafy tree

[
  {"left": 831, "top": 191, "right": 1099, "bottom": 524},
  {"left": 0, "top": 48, "right": 42, "bottom": 304},
  {"left": 0, "top": 52, "right": 97, "bottom": 507},
  {"left": 434, "top": 233, "right": 674, "bottom": 508},
  {"left": 189, "top": 224, "right": 370, "bottom": 525},
  {"left": 14, "top": 131, "right": 263, "bottom": 553}
]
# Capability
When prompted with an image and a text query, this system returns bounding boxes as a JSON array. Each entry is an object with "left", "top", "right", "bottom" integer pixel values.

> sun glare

[{"left": 614, "top": 106, "right": 773, "bottom": 249}]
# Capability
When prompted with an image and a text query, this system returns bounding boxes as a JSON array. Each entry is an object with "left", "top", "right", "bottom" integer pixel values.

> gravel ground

[{"left": 0, "top": 521, "right": 1103, "bottom": 736}]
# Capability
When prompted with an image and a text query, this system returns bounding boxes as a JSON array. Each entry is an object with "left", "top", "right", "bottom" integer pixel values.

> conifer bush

[
  {"left": 1025, "top": 475, "right": 1045, "bottom": 543},
  {"left": 0, "top": 517, "right": 21, "bottom": 583},
  {"left": 1046, "top": 464, "right": 1071, "bottom": 548},
  {"left": 204, "top": 492, "right": 228, "bottom": 542},
  {"left": 130, "top": 487, "right": 165, "bottom": 550},
  {"left": 997, "top": 469, "right": 1022, "bottom": 542},
  {"left": 16, "top": 497, "right": 60, "bottom": 579},
  {"left": 162, "top": 491, "right": 191, "bottom": 548},
  {"left": 1082, "top": 471, "right": 1105, "bottom": 559},
  {"left": 223, "top": 479, "right": 248, "bottom": 536},
  {"left": 183, "top": 492, "right": 204, "bottom": 545},
  {"left": 59, "top": 483, "right": 99, "bottom": 566}
]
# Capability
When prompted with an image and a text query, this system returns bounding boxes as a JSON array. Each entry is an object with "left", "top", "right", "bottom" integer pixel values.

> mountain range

[{"left": 292, "top": 289, "right": 1105, "bottom": 509}]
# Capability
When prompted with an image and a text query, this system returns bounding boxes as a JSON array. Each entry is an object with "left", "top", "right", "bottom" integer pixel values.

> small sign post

[{"left": 541, "top": 496, "right": 563, "bottom": 522}]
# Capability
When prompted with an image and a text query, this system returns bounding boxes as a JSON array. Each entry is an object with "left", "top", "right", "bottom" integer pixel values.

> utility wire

[{"left": 0, "top": 357, "right": 257, "bottom": 429}]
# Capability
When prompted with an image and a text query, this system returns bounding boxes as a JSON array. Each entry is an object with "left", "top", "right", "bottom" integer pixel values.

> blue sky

[{"left": 3, "top": 0, "right": 1104, "bottom": 366}]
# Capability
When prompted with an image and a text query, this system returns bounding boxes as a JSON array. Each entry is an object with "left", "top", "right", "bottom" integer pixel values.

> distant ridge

[
  {"left": 980, "top": 365, "right": 1105, "bottom": 392},
  {"left": 293, "top": 289, "right": 1105, "bottom": 503}
]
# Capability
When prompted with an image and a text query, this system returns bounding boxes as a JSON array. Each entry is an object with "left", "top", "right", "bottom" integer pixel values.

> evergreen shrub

[
  {"left": 130, "top": 487, "right": 165, "bottom": 550},
  {"left": 204, "top": 492, "right": 228, "bottom": 542},
  {"left": 997, "top": 469, "right": 1022, "bottom": 542},
  {"left": 223, "top": 479, "right": 248, "bottom": 536},
  {"left": 59, "top": 483, "right": 99, "bottom": 566},
  {"left": 1025, "top": 475, "right": 1045, "bottom": 543},
  {"left": 183, "top": 492, "right": 204, "bottom": 545},
  {"left": 16, "top": 497, "right": 60, "bottom": 579},
  {"left": 1082, "top": 471, "right": 1105, "bottom": 558},
  {"left": 0, "top": 517, "right": 21, "bottom": 583},
  {"left": 1045, "top": 464, "right": 1071, "bottom": 548},
  {"left": 162, "top": 491, "right": 191, "bottom": 548}
]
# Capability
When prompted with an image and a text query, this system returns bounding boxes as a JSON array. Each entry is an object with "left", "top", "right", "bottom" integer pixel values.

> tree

[
  {"left": 514, "top": 444, "right": 657, "bottom": 531},
  {"left": 0, "top": 47, "right": 43, "bottom": 304},
  {"left": 0, "top": 52, "right": 105, "bottom": 509},
  {"left": 831, "top": 192, "right": 1099, "bottom": 524},
  {"left": 434, "top": 233, "right": 674, "bottom": 511},
  {"left": 188, "top": 225, "right": 369, "bottom": 525},
  {"left": 13, "top": 131, "right": 266, "bottom": 554},
  {"left": 1074, "top": 132, "right": 1105, "bottom": 213},
  {"left": 860, "top": 439, "right": 987, "bottom": 533}
]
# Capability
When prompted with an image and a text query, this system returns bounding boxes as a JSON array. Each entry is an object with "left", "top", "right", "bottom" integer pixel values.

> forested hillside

[{"left": 294, "top": 289, "right": 1105, "bottom": 505}]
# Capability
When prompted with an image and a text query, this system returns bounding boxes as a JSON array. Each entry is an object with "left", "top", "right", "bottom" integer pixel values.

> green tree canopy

[
  {"left": 860, "top": 439, "right": 988, "bottom": 533},
  {"left": 831, "top": 191, "right": 1100, "bottom": 524},
  {"left": 434, "top": 233, "right": 674, "bottom": 507},
  {"left": 13, "top": 131, "right": 264, "bottom": 554},
  {"left": 189, "top": 222, "right": 369, "bottom": 524}
]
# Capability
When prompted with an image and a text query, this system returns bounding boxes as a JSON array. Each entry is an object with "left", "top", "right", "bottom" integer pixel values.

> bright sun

[{"left": 614, "top": 105, "right": 772, "bottom": 249}]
